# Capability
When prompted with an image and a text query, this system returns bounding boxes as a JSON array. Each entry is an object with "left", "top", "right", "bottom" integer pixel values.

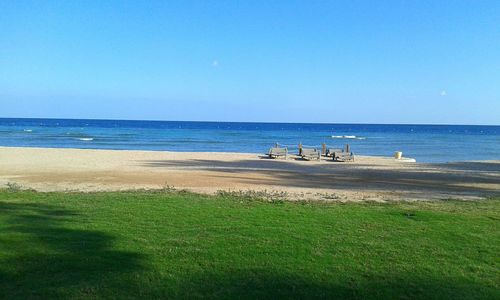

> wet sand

[{"left": 0, "top": 147, "right": 498, "bottom": 201}]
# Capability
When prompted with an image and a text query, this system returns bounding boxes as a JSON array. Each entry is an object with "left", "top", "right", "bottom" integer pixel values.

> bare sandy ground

[{"left": 0, "top": 147, "right": 498, "bottom": 201}]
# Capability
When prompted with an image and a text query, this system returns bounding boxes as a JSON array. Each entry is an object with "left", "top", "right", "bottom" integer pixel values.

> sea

[{"left": 0, "top": 118, "right": 498, "bottom": 163}]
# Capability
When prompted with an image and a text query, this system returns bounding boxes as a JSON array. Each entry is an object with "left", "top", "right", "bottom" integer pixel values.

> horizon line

[{"left": 0, "top": 116, "right": 498, "bottom": 127}]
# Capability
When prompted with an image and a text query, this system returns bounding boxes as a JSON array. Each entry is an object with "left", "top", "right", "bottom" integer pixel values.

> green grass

[{"left": 0, "top": 190, "right": 498, "bottom": 299}]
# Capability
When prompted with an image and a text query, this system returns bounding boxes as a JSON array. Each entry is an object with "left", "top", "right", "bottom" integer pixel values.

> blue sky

[{"left": 1, "top": 1, "right": 499, "bottom": 124}]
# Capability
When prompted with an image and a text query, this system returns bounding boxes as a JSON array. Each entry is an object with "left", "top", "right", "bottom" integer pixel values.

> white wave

[
  {"left": 23, "top": 129, "right": 33, "bottom": 132},
  {"left": 331, "top": 135, "right": 366, "bottom": 140},
  {"left": 78, "top": 138, "right": 94, "bottom": 141}
]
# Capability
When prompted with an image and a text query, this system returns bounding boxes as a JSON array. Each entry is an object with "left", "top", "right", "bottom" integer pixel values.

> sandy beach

[{"left": 0, "top": 146, "right": 498, "bottom": 201}]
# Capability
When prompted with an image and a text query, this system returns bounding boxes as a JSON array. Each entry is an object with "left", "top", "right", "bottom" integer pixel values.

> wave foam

[
  {"left": 331, "top": 135, "right": 366, "bottom": 140},
  {"left": 78, "top": 138, "right": 94, "bottom": 141}
]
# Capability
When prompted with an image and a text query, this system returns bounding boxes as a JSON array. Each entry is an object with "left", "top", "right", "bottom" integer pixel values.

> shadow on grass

[
  {"left": 0, "top": 201, "right": 146, "bottom": 299},
  {"left": 174, "top": 269, "right": 498, "bottom": 300}
]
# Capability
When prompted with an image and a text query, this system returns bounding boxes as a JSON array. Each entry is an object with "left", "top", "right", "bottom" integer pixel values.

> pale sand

[{"left": 0, "top": 147, "right": 498, "bottom": 201}]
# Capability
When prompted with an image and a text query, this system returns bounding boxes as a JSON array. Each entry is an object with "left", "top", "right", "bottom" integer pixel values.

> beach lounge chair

[
  {"left": 268, "top": 146, "right": 288, "bottom": 159},
  {"left": 300, "top": 148, "right": 321, "bottom": 160},
  {"left": 332, "top": 144, "right": 354, "bottom": 162},
  {"left": 325, "top": 148, "right": 342, "bottom": 157}
]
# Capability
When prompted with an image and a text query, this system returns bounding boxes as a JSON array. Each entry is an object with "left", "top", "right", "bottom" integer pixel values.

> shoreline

[
  {"left": 1, "top": 146, "right": 498, "bottom": 201},
  {"left": 0, "top": 145, "right": 264, "bottom": 156},
  {"left": 6, "top": 144, "right": 490, "bottom": 164}
]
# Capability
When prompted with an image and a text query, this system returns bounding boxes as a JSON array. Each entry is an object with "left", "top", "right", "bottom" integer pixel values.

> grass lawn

[{"left": 0, "top": 190, "right": 498, "bottom": 299}]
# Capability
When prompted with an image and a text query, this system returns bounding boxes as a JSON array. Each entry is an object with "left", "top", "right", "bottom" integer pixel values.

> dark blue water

[{"left": 0, "top": 118, "right": 499, "bottom": 163}]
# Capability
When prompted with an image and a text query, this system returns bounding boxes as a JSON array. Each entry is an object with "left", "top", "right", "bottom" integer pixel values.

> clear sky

[{"left": 1, "top": 1, "right": 499, "bottom": 124}]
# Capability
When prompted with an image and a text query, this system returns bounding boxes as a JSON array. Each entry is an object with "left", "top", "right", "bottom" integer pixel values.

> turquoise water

[{"left": 0, "top": 118, "right": 499, "bottom": 163}]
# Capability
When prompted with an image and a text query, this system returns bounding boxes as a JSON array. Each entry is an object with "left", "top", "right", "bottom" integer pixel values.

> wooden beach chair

[
  {"left": 332, "top": 144, "right": 354, "bottom": 162},
  {"left": 268, "top": 146, "right": 288, "bottom": 159},
  {"left": 325, "top": 148, "right": 342, "bottom": 157},
  {"left": 300, "top": 148, "right": 321, "bottom": 161}
]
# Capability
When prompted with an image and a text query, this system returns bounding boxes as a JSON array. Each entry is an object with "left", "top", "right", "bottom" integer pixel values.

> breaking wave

[{"left": 331, "top": 135, "right": 366, "bottom": 140}]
